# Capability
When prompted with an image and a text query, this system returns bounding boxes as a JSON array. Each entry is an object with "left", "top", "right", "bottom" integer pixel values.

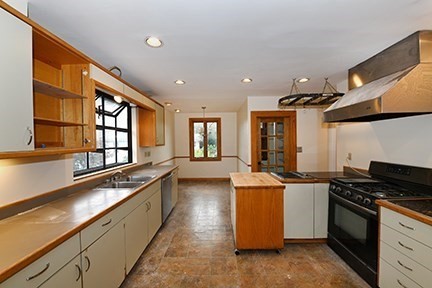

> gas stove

[{"left": 330, "top": 177, "right": 430, "bottom": 212}]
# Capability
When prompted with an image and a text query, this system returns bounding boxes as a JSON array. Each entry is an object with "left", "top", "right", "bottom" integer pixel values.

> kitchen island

[{"left": 229, "top": 172, "right": 285, "bottom": 253}]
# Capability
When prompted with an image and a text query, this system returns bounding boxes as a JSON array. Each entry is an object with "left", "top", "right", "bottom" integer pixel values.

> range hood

[{"left": 324, "top": 31, "right": 432, "bottom": 122}]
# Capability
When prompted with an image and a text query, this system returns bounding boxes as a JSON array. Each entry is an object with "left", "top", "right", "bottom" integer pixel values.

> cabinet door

[
  {"left": 171, "top": 169, "right": 179, "bottom": 207},
  {"left": 314, "top": 183, "right": 329, "bottom": 238},
  {"left": 82, "top": 222, "right": 125, "bottom": 288},
  {"left": 147, "top": 189, "right": 162, "bottom": 241},
  {"left": 155, "top": 104, "right": 165, "bottom": 145},
  {"left": 0, "top": 8, "right": 33, "bottom": 152},
  {"left": 284, "top": 184, "right": 314, "bottom": 239},
  {"left": 39, "top": 255, "right": 82, "bottom": 288},
  {"left": 124, "top": 202, "right": 149, "bottom": 274}
]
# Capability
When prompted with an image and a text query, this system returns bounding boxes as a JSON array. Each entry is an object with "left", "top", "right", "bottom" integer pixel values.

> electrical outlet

[{"left": 347, "top": 152, "right": 352, "bottom": 161}]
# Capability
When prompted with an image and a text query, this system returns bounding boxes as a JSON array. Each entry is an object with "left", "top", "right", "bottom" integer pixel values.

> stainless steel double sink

[{"left": 96, "top": 175, "right": 156, "bottom": 189}]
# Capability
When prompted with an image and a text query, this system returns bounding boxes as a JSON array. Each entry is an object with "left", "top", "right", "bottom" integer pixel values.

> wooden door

[{"left": 251, "top": 111, "right": 297, "bottom": 172}]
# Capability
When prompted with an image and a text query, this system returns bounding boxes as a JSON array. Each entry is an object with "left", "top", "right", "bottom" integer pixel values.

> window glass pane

[
  {"left": 117, "top": 150, "right": 129, "bottom": 163},
  {"left": 117, "top": 132, "right": 128, "bottom": 148},
  {"left": 268, "top": 137, "right": 276, "bottom": 150},
  {"left": 276, "top": 122, "right": 284, "bottom": 135},
  {"left": 105, "top": 115, "right": 115, "bottom": 127},
  {"left": 89, "top": 152, "right": 103, "bottom": 169},
  {"left": 96, "top": 129, "right": 103, "bottom": 149},
  {"left": 105, "top": 129, "right": 115, "bottom": 148},
  {"left": 105, "top": 149, "right": 116, "bottom": 165},
  {"left": 117, "top": 108, "right": 128, "bottom": 129},
  {"left": 207, "top": 122, "right": 218, "bottom": 158},
  {"left": 193, "top": 122, "right": 204, "bottom": 158},
  {"left": 104, "top": 97, "right": 121, "bottom": 113},
  {"left": 73, "top": 153, "right": 87, "bottom": 171}
]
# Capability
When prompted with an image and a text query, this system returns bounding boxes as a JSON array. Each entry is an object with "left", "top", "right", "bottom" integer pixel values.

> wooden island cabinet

[{"left": 229, "top": 172, "right": 284, "bottom": 252}]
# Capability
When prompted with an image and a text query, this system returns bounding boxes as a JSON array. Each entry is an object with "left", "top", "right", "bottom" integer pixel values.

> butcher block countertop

[
  {"left": 230, "top": 172, "right": 285, "bottom": 189},
  {"left": 376, "top": 199, "right": 432, "bottom": 226},
  {"left": 0, "top": 165, "right": 178, "bottom": 283}
]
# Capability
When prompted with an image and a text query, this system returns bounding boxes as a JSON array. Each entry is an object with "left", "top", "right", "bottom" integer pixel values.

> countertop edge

[
  {"left": 0, "top": 165, "right": 179, "bottom": 283},
  {"left": 376, "top": 199, "right": 432, "bottom": 226}
]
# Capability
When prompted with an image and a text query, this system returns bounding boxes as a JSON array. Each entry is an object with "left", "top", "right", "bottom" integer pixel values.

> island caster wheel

[
  {"left": 276, "top": 249, "right": 281, "bottom": 254},
  {"left": 234, "top": 249, "right": 240, "bottom": 255}
]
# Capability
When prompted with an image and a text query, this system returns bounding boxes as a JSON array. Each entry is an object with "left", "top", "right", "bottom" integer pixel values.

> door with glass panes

[{"left": 251, "top": 111, "right": 296, "bottom": 172}]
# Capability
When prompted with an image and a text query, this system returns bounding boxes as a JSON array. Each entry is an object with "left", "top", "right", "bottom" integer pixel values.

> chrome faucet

[{"left": 110, "top": 170, "right": 124, "bottom": 182}]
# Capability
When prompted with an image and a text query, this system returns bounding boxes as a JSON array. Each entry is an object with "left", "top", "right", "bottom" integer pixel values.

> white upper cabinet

[
  {"left": 3, "top": 0, "right": 28, "bottom": 16},
  {"left": 155, "top": 103, "right": 165, "bottom": 145},
  {"left": 0, "top": 8, "right": 33, "bottom": 153},
  {"left": 89, "top": 64, "right": 123, "bottom": 93}
]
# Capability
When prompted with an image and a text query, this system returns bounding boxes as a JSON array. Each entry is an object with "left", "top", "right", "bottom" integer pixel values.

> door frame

[{"left": 250, "top": 111, "right": 297, "bottom": 172}]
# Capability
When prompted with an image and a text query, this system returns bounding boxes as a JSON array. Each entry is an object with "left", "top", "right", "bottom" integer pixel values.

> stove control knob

[
  {"left": 363, "top": 198, "right": 372, "bottom": 205},
  {"left": 330, "top": 185, "right": 336, "bottom": 191},
  {"left": 356, "top": 195, "right": 364, "bottom": 202},
  {"left": 335, "top": 187, "right": 342, "bottom": 193},
  {"left": 344, "top": 190, "right": 352, "bottom": 197}
]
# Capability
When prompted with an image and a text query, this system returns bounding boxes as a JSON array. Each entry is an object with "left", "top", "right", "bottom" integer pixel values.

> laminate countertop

[
  {"left": 0, "top": 165, "right": 178, "bottom": 283},
  {"left": 272, "top": 171, "right": 356, "bottom": 184},
  {"left": 376, "top": 198, "right": 432, "bottom": 226}
]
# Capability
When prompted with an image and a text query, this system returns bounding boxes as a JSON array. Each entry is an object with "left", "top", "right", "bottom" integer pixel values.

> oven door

[{"left": 328, "top": 191, "right": 378, "bottom": 271}]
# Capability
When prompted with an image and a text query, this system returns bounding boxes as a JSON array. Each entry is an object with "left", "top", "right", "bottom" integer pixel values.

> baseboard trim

[
  {"left": 179, "top": 178, "right": 230, "bottom": 182},
  {"left": 284, "top": 238, "right": 327, "bottom": 244}
]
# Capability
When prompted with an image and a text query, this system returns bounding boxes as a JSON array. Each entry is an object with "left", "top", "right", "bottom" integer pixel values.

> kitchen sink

[
  {"left": 97, "top": 181, "right": 145, "bottom": 189},
  {"left": 126, "top": 175, "right": 156, "bottom": 182}
]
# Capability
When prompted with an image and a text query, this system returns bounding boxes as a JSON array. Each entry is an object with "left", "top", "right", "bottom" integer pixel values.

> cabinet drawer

[
  {"left": 1, "top": 234, "right": 80, "bottom": 288},
  {"left": 379, "top": 258, "right": 422, "bottom": 288},
  {"left": 380, "top": 241, "right": 432, "bottom": 288},
  {"left": 81, "top": 206, "right": 125, "bottom": 250},
  {"left": 381, "top": 207, "right": 432, "bottom": 248},
  {"left": 381, "top": 223, "right": 432, "bottom": 271}
]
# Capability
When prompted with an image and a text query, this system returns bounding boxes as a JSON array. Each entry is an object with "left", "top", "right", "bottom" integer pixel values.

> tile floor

[{"left": 121, "top": 181, "right": 370, "bottom": 288}]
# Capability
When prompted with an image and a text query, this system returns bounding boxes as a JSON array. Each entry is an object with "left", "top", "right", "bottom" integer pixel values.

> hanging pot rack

[{"left": 278, "top": 78, "right": 344, "bottom": 108}]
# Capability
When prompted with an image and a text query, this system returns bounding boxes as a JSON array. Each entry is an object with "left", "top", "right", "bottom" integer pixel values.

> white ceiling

[{"left": 27, "top": 0, "right": 432, "bottom": 113}]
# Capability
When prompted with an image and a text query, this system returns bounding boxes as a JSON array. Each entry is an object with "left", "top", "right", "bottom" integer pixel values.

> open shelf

[
  {"left": 33, "top": 79, "right": 86, "bottom": 99},
  {"left": 34, "top": 117, "right": 87, "bottom": 127}
]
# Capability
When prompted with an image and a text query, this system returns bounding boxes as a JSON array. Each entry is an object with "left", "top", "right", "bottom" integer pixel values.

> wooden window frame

[{"left": 189, "top": 118, "right": 222, "bottom": 161}]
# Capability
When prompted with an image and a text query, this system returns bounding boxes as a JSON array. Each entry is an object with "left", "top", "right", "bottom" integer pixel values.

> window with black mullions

[{"left": 73, "top": 90, "right": 132, "bottom": 176}]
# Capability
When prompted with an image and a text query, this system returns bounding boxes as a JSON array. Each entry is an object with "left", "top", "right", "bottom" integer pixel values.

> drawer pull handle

[
  {"left": 397, "top": 260, "right": 413, "bottom": 272},
  {"left": 75, "top": 264, "right": 82, "bottom": 282},
  {"left": 397, "top": 279, "right": 408, "bottom": 288},
  {"left": 398, "top": 241, "right": 414, "bottom": 251},
  {"left": 399, "top": 222, "right": 415, "bottom": 231},
  {"left": 26, "top": 263, "right": 50, "bottom": 281},
  {"left": 101, "top": 218, "right": 112, "bottom": 227},
  {"left": 84, "top": 256, "right": 91, "bottom": 272}
]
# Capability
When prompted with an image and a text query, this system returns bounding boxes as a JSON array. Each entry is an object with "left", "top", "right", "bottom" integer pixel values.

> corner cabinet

[
  {"left": 0, "top": 7, "right": 33, "bottom": 153},
  {"left": 230, "top": 172, "right": 284, "bottom": 251}
]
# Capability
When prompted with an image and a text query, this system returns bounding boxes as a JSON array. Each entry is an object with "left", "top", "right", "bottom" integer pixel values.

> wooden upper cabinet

[
  {"left": 138, "top": 103, "right": 165, "bottom": 147},
  {"left": 0, "top": 8, "right": 33, "bottom": 154},
  {"left": 32, "top": 30, "right": 95, "bottom": 154}
]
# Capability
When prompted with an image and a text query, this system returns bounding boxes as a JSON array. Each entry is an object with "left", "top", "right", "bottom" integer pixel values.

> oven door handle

[{"left": 329, "top": 191, "right": 377, "bottom": 216}]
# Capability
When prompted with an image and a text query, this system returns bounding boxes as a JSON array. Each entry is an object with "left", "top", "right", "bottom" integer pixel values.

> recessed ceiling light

[
  {"left": 297, "top": 78, "right": 310, "bottom": 83},
  {"left": 174, "top": 80, "right": 186, "bottom": 85},
  {"left": 175, "top": 109, "right": 181, "bottom": 113},
  {"left": 241, "top": 78, "right": 253, "bottom": 83},
  {"left": 165, "top": 102, "right": 172, "bottom": 106},
  {"left": 114, "top": 95, "right": 123, "bottom": 103},
  {"left": 145, "top": 36, "right": 163, "bottom": 48}
]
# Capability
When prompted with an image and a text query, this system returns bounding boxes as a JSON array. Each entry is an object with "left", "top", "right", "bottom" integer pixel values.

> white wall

[
  {"left": 0, "top": 109, "right": 175, "bottom": 207},
  {"left": 174, "top": 112, "right": 237, "bottom": 178},
  {"left": 336, "top": 114, "right": 432, "bottom": 170},
  {"left": 237, "top": 99, "right": 250, "bottom": 172},
  {"left": 245, "top": 96, "right": 331, "bottom": 171}
]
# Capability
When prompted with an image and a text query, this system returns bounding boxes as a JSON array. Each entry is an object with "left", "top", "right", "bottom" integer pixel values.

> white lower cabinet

[
  {"left": 172, "top": 169, "right": 179, "bottom": 207},
  {"left": 147, "top": 189, "right": 162, "bottom": 240},
  {"left": 125, "top": 201, "right": 149, "bottom": 274},
  {"left": 39, "top": 255, "right": 82, "bottom": 288},
  {"left": 81, "top": 221, "right": 125, "bottom": 288},
  {"left": 379, "top": 207, "right": 432, "bottom": 288},
  {"left": 284, "top": 183, "right": 329, "bottom": 239}
]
